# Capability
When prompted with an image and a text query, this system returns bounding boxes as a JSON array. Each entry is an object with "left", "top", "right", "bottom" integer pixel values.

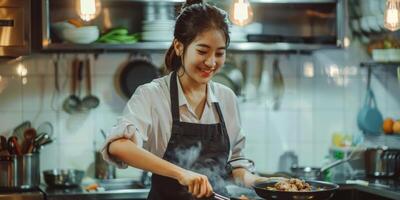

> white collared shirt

[{"left": 101, "top": 72, "right": 252, "bottom": 171}]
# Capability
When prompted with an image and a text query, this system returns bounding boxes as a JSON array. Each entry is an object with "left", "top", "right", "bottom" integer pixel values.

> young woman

[{"left": 102, "top": 0, "right": 272, "bottom": 199}]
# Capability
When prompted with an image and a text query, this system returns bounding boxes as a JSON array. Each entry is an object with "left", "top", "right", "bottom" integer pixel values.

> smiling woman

[{"left": 102, "top": 0, "right": 275, "bottom": 199}]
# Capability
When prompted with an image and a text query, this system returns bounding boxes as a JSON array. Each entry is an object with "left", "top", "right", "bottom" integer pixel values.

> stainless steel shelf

[
  {"left": 102, "top": 0, "right": 185, "bottom": 3},
  {"left": 360, "top": 61, "right": 400, "bottom": 67},
  {"left": 41, "top": 42, "right": 338, "bottom": 52}
]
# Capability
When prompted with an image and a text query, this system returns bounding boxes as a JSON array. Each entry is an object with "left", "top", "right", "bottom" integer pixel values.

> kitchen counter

[
  {"left": 333, "top": 177, "right": 400, "bottom": 200},
  {"left": 39, "top": 184, "right": 150, "bottom": 200},
  {"left": 36, "top": 177, "right": 400, "bottom": 200}
]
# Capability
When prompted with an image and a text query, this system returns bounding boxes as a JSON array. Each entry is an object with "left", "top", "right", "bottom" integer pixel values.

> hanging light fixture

[
  {"left": 76, "top": 0, "right": 102, "bottom": 22},
  {"left": 384, "top": 0, "right": 400, "bottom": 31},
  {"left": 230, "top": 0, "right": 254, "bottom": 26}
]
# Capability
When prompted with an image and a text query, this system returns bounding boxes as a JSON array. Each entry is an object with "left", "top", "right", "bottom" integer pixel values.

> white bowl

[{"left": 62, "top": 26, "right": 100, "bottom": 44}]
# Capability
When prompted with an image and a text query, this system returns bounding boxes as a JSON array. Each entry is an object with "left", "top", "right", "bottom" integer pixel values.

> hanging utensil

[
  {"left": 116, "top": 53, "right": 159, "bottom": 100},
  {"left": 37, "top": 121, "right": 54, "bottom": 138},
  {"left": 12, "top": 121, "right": 31, "bottom": 142},
  {"left": 271, "top": 57, "right": 284, "bottom": 110},
  {"left": 81, "top": 55, "right": 100, "bottom": 109},
  {"left": 63, "top": 58, "right": 81, "bottom": 114}
]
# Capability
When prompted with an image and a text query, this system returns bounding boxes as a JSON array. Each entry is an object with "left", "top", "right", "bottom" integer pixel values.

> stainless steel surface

[
  {"left": 41, "top": 0, "right": 343, "bottom": 52},
  {"left": 365, "top": 147, "right": 400, "bottom": 177},
  {"left": 0, "top": 191, "right": 44, "bottom": 200},
  {"left": 0, "top": 153, "right": 40, "bottom": 189},
  {"left": 42, "top": 42, "right": 339, "bottom": 52},
  {"left": 43, "top": 169, "right": 85, "bottom": 187},
  {"left": 95, "top": 151, "right": 115, "bottom": 180},
  {"left": 0, "top": 0, "right": 31, "bottom": 56}
]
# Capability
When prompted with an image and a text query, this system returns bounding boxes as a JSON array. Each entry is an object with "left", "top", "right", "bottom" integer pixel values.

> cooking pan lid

[{"left": 118, "top": 54, "right": 159, "bottom": 99}]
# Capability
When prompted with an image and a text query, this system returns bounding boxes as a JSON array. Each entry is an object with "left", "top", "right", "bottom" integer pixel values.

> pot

[
  {"left": 212, "top": 60, "right": 244, "bottom": 96},
  {"left": 43, "top": 169, "right": 85, "bottom": 187},
  {"left": 0, "top": 153, "right": 40, "bottom": 189},
  {"left": 364, "top": 147, "right": 400, "bottom": 177},
  {"left": 116, "top": 54, "right": 159, "bottom": 100}
]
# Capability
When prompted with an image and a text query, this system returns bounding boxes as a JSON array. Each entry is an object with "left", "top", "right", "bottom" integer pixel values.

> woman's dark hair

[{"left": 164, "top": 0, "right": 230, "bottom": 72}]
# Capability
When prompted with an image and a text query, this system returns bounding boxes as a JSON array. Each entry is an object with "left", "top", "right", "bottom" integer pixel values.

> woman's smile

[{"left": 198, "top": 67, "right": 215, "bottom": 78}]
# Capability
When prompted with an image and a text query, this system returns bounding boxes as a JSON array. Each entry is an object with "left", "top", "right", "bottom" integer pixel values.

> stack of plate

[
  {"left": 142, "top": 3, "right": 175, "bottom": 41},
  {"left": 142, "top": 20, "right": 175, "bottom": 41},
  {"left": 230, "top": 25, "right": 247, "bottom": 42}
]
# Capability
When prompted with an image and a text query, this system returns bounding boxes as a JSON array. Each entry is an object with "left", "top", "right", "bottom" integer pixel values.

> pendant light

[
  {"left": 76, "top": 0, "right": 102, "bottom": 22},
  {"left": 230, "top": 0, "right": 254, "bottom": 26},
  {"left": 384, "top": 0, "right": 400, "bottom": 31}
]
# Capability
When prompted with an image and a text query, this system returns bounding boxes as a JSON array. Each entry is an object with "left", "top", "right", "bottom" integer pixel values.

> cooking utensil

[
  {"left": 213, "top": 192, "right": 230, "bottom": 200},
  {"left": 212, "top": 56, "right": 244, "bottom": 96},
  {"left": 12, "top": 121, "right": 31, "bottom": 142},
  {"left": 271, "top": 58, "right": 284, "bottom": 110},
  {"left": 0, "top": 153, "right": 40, "bottom": 189},
  {"left": 21, "top": 128, "right": 36, "bottom": 154},
  {"left": 357, "top": 67, "right": 383, "bottom": 135},
  {"left": 95, "top": 151, "right": 115, "bottom": 180},
  {"left": 7, "top": 136, "right": 21, "bottom": 156},
  {"left": 291, "top": 145, "right": 364, "bottom": 180},
  {"left": 253, "top": 180, "right": 339, "bottom": 200},
  {"left": 43, "top": 169, "right": 85, "bottom": 187},
  {"left": 364, "top": 147, "right": 400, "bottom": 177},
  {"left": 37, "top": 121, "right": 53, "bottom": 138},
  {"left": 63, "top": 58, "right": 81, "bottom": 114},
  {"left": 81, "top": 56, "right": 100, "bottom": 109},
  {"left": 116, "top": 54, "right": 159, "bottom": 99},
  {"left": 0, "top": 136, "right": 8, "bottom": 156}
]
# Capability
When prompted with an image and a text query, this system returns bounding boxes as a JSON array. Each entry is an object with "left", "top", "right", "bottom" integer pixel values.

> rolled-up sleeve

[
  {"left": 228, "top": 97, "right": 255, "bottom": 173},
  {"left": 101, "top": 86, "right": 152, "bottom": 168}
]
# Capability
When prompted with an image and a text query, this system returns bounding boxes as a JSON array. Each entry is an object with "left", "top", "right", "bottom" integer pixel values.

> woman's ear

[{"left": 173, "top": 39, "right": 184, "bottom": 56}]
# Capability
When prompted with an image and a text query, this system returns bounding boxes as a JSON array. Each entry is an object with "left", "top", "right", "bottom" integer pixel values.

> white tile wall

[{"left": 0, "top": 39, "right": 399, "bottom": 179}]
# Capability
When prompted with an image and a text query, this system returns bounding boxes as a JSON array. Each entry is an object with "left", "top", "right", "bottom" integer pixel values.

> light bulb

[
  {"left": 230, "top": 0, "right": 254, "bottom": 26},
  {"left": 77, "top": 0, "right": 102, "bottom": 22},
  {"left": 384, "top": 0, "right": 400, "bottom": 31}
]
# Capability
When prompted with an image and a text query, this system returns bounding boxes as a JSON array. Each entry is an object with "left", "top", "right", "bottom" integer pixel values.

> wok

[{"left": 253, "top": 180, "right": 339, "bottom": 200}]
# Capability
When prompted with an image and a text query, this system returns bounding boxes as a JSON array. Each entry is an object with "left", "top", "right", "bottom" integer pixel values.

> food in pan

[{"left": 266, "top": 178, "right": 314, "bottom": 192}]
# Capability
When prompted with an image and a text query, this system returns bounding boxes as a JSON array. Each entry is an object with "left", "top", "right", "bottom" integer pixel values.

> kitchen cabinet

[{"left": 40, "top": 0, "right": 343, "bottom": 53}]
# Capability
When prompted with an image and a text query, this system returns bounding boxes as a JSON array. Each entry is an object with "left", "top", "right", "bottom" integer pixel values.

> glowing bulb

[
  {"left": 16, "top": 63, "right": 27, "bottom": 77},
  {"left": 230, "top": 0, "right": 254, "bottom": 26},
  {"left": 384, "top": 0, "right": 400, "bottom": 31},
  {"left": 77, "top": 0, "right": 102, "bottom": 22}
]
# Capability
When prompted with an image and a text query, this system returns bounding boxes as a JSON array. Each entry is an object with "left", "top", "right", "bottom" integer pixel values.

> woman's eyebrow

[{"left": 196, "top": 44, "right": 226, "bottom": 50}]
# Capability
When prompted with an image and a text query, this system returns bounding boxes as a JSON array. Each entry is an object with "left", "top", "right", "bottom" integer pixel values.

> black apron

[{"left": 147, "top": 71, "right": 231, "bottom": 200}]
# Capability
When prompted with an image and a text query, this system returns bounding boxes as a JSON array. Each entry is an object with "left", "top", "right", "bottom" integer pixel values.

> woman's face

[{"left": 177, "top": 29, "right": 226, "bottom": 85}]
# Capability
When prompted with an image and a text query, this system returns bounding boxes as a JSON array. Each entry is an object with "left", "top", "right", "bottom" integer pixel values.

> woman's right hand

[{"left": 176, "top": 169, "right": 213, "bottom": 198}]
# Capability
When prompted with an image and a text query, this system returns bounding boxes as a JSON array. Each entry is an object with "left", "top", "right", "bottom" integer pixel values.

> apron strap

[{"left": 170, "top": 71, "right": 180, "bottom": 123}]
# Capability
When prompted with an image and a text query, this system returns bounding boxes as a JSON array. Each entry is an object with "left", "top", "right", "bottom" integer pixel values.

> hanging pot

[
  {"left": 212, "top": 59, "right": 244, "bottom": 96},
  {"left": 115, "top": 54, "right": 159, "bottom": 100}
]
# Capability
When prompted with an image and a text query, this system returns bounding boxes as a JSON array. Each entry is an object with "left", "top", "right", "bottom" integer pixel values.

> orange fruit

[
  {"left": 393, "top": 121, "right": 400, "bottom": 134},
  {"left": 383, "top": 118, "right": 394, "bottom": 134}
]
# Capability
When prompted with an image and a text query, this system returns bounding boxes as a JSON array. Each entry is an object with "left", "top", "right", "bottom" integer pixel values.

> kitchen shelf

[
  {"left": 101, "top": 0, "right": 336, "bottom": 3},
  {"left": 360, "top": 61, "right": 400, "bottom": 68},
  {"left": 41, "top": 42, "right": 338, "bottom": 53}
]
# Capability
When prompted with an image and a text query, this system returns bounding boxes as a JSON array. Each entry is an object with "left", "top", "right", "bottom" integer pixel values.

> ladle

[
  {"left": 63, "top": 58, "right": 81, "bottom": 114},
  {"left": 81, "top": 56, "right": 100, "bottom": 109}
]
